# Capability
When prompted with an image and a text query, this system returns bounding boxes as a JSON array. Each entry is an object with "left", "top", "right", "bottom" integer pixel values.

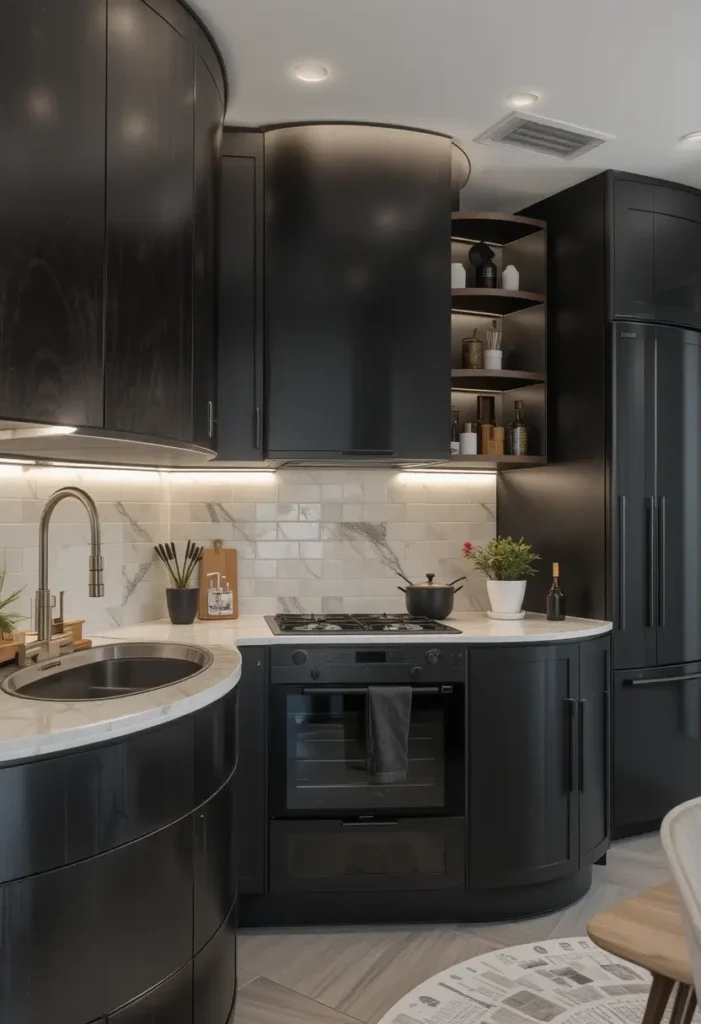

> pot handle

[
  {"left": 452, "top": 586, "right": 464, "bottom": 595},
  {"left": 447, "top": 576, "right": 467, "bottom": 587},
  {"left": 397, "top": 586, "right": 407, "bottom": 593},
  {"left": 396, "top": 571, "right": 415, "bottom": 587}
]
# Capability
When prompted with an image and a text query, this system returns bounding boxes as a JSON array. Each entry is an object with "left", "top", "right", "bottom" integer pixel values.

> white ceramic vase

[
  {"left": 451, "top": 263, "right": 466, "bottom": 288},
  {"left": 486, "top": 579, "right": 527, "bottom": 619},
  {"left": 484, "top": 349, "right": 502, "bottom": 370},
  {"left": 502, "top": 264, "right": 520, "bottom": 290}
]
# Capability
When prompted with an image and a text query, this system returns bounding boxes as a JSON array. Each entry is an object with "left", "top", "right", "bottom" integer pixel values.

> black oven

[{"left": 268, "top": 645, "right": 466, "bottom": 821}]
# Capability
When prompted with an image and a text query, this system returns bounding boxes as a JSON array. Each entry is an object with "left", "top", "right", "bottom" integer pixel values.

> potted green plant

[
  {"left": 463, "top": 536, "right": 539, "bottom": 619},
  {"left": 0, "top": 570, "right": 24, "bottom": 638}
]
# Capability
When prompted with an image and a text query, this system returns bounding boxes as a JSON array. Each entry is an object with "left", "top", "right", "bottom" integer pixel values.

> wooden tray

[{"left": 198, "top": 541, "right": 238, "bottom": 620}]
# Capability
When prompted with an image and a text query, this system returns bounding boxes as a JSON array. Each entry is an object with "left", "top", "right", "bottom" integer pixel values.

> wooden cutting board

[{"left": 198, "top": 540, "right": 239, "bottom": 620}]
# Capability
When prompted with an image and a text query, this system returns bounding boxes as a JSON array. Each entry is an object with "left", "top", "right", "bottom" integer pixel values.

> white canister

[
  {"left": 451, "top": 263, "right": 466, "bottom": 288},
  {"left": 459, "top": 427, "right": 478, "bottom": 455},
  {"left": 484, "top": 349, "right": 503, "bottom": 370},
  {"left": 502, "top": 264, "right": 520, "bottom": 290}
]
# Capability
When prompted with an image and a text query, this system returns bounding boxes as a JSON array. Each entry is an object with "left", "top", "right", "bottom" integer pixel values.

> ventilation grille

[{"left": 475, "top": 112, "right": 612, "bottom": 161}]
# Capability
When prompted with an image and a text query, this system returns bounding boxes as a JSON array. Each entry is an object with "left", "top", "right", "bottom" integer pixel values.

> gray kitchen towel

[{"left": 366, "top": 686, "right": 412, "bottom": 783}]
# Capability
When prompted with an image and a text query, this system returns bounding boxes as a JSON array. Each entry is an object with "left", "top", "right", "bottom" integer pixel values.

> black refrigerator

[{"left": 498, "top": 171, "right": 701, "bottom": 837}]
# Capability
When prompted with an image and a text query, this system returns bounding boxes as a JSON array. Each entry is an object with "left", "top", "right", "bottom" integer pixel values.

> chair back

[{"left": 661, "top": 797, "right": 701, "bottom": 995}]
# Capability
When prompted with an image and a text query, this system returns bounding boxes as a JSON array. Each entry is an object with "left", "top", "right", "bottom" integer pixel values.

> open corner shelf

[
  {"left": 451, "top": 288, "right": 545, "bottom": 316},
  {"left": 450, "top": 454, "right": 547, "bottom": 469},
  {"left": 451, "top": 212, "right": 546, "bottom": 246},
  {"left": 451, "top": 369, "right": 546, "bottom": 392}
]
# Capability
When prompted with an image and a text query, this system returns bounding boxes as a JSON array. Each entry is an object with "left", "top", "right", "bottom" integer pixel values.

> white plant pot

[
  {"left": 486, "top": 579, "right": 527, "bottom": 619},
  {"left": 484, "top": 349, "right": 502, "bottom": 370}
]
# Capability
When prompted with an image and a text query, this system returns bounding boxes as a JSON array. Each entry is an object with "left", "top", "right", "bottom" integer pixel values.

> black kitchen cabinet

[
  {"left": 0, "top": 0, "right": 106, "bottom": 428},
  {"left": 264, "top": 123, "right": 452, "bottom": 459},
  {"left": 194, "top": 773, "right": 237, "bottom": 953},
  {"left": 218, "top": 132, "right": 265, "bottom": 460},
  {"left": 236, "top": 647, "right": 267, "bottom": 893},
  {"left": 104, "top": 0, "right": 194, "bottom": 441},
  {"left": 579, "top": 636, "right": 610, "bottom": 862},
  {"left": 192, "top": 55, "right": 223, "bottom": 449},
  {"left": 469, "top": 645, "right": 580, "bottom": 888},
  {"left": 614, "top": 662, "right": 701, "bottom": 836},
  {"left": 611, "top": 180, "right": 655, "bottom": 322},
  {"left": 193, "top": 898, "right": 238, "bottom": 1024},
  {"left": 108, "top": 962, "right": 192, "bottom": 1024}
]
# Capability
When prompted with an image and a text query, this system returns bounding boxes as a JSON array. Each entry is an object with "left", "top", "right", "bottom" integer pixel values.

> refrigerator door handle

[
  {"left": 646, "top": 497, "right": 656, "bottom": 629},
  {"left": 658, "top": 496, "right": 667, "bottom": 628}
]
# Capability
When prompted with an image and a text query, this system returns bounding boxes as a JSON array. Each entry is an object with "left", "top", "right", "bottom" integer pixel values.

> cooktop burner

[{"left": 265, "top": 613, "right": 462, "bottom": 635}]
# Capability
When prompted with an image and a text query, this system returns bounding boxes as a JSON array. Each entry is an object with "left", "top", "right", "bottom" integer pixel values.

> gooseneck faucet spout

[{"left": 35, "top": 487, "right": 104, "bottom": 642}]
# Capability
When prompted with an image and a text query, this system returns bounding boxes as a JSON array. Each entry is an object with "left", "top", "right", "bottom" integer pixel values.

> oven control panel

[{"left": 270, "top": 645, "right": 466, "bottom": 684}]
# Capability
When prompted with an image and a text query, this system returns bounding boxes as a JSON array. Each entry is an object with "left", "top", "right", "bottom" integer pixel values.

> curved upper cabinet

[{"left": 0, "top": 0, "right": 225, "bottom": 465}]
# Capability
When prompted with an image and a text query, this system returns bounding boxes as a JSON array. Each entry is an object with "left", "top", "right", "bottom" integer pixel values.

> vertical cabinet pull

[
  {"left": 647, "top": 497, "right": 656, "bottom": 628},
  {"left": 618, "top": 495, "right": 626, "bottom": 630},
  {"left": 578, "top": 699, "right": 586, "bottom": 793},
  {"left": 658, "top": 496, "right": 666, "bottom": 628},
  {"left": 566, "top": 698, "right": 578, "bottom": 793},
  {"left": 207, "top": 400, "right": 214, "bottom": 439},
  {"left": 254, "top": 405, "right": 262, "bottom": 449}
]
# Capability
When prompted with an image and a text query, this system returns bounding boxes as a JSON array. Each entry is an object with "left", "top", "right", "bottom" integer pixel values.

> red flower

[{"left": 462, "top": 541, "right": 474, "bottom": 556}]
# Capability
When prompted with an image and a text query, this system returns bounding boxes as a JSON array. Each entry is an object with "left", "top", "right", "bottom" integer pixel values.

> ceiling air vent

[{"left": 475, "top": 112, "right": 613, "bottom": 161}]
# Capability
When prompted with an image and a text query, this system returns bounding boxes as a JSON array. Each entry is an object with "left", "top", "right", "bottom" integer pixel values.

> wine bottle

[
  {"left": 450, "top": 407, "right": 460, "bottom": 454},
  {"left": 507, "top": 400, "right": 528, "bottom": 455},
  {"left": 546, "top": 563, "right": 566, "bottom": 621}
]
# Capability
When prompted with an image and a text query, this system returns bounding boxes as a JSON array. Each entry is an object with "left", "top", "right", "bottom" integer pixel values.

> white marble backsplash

[{"left": 0, "top": 466, "right": 496, "bottom": 629}]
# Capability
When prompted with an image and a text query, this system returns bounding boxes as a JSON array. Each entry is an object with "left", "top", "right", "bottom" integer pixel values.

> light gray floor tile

[
  {"left": 547, "top": 879, "right": 638, "bottom": 938},
  {"left": 233, "top": 976, "right": 361, "bottom": 1024}
]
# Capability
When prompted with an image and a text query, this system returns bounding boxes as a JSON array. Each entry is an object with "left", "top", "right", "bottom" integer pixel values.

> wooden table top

[{"left": 587, "top": 883, "right": 692, "bottom": 986}]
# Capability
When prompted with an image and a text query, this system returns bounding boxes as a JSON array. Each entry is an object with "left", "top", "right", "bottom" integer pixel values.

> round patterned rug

[{"left": 376, "top": 937, "right": 695, "bottom": 1024}]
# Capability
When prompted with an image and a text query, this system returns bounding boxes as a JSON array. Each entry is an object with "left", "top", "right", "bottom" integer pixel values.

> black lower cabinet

[
  {"left": 108, "top": 962, "right": 193, "bottom": 1024},
  {"left": 269, "top": 818, "right": 465, "bottom": 894},
  {"left": 0, "top": 815, "right": 193, "bottom": 1024},
  {"left": 194, "top": 898, "right": 238, "bottom": 1024},
  {"left": 237, "top": 647, "right": 267, "bottom": 894},
  {"left": 194, "top": 772, "right": 237, "bottom": 952},
  {"left": 579, "top": 636, "right": 610, "bottom": 861},
  {"left": 469, "top": 645, "right": 580, "bottom": 888},
  {"left": 614, "top": 661, "right": 701, "bottom": 836}
]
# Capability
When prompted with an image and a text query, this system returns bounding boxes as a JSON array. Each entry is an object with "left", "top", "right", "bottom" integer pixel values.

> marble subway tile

[
  {"left": 256, "top": 541, "right": 300, "bottom": 559},
  {"left": 277, "top": 522, "right": 320, "bottom": 541},
  {"left": 257, "top": 503, "right": 299, "bottom": 522},
  {"left": 278, "top": 560, "right": 323, "bottom": 579}
]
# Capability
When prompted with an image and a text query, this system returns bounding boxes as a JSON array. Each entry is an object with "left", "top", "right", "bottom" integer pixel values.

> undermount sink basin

[{"left": 2, "top": 643, "right": 213, "bottom": 702}]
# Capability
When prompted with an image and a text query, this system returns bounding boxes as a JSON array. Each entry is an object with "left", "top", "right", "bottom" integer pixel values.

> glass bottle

[
  {"left": 507, "top": 400, "right": 528, "bottom": 455},
  {"left": 546, "top": 563, "right": 566, "bottom": 621}
]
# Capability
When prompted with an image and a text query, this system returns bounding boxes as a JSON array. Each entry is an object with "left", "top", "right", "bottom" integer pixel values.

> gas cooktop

[{"left": 265, "top": 613, "right": 462, "bottom": 635}]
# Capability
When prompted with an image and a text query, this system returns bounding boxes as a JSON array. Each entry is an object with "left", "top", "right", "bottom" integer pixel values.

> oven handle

[{"left": 301, "top": 685, "right": 453, "bottom": 696}]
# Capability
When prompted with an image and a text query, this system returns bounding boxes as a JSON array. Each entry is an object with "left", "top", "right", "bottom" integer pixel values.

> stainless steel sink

[{"left": 2, "top": 643, "right": 213, "bottom": 702}]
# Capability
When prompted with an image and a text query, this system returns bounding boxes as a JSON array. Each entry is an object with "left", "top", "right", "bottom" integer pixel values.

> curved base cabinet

[{"left": 0, "top": 688, "right": 238, "bottom": 1024}]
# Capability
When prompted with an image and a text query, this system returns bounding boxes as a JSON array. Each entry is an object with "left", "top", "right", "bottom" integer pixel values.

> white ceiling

[{"left": 190, "top": 0, "right": 701, "bottom": 211}]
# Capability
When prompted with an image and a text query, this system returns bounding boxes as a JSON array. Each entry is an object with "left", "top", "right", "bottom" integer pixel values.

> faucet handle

[{"left": 89, "top": 555, "right": 104, "bottom": 597}]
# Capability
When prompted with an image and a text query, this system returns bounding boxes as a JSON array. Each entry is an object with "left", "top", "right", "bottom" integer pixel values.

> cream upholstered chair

[{"left": 661, "top": 797, "right": 701, "bottom": 1000}]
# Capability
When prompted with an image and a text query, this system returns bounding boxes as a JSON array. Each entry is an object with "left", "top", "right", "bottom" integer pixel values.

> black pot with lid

[{"left": 397, "top": 572, "right": 466, "bottom": 620}]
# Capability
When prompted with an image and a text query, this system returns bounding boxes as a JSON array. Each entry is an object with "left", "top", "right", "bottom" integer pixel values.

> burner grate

[{"left": 266, "top": 613, "right": 461, "bottom": 635}]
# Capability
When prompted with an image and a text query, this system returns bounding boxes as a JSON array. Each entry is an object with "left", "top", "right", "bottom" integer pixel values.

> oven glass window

[{"left": 283, "top": 691, "right": 448, "bottom": 813}]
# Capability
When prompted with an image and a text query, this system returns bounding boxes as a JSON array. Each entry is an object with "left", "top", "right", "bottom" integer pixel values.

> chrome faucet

[{"left": 35, "top": 487, "right": 104, "bottom": 643}]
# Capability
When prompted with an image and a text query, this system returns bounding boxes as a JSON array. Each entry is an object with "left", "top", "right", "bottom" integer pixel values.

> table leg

[
  {"left": 642, "top": 975, "right": 675, "bottom": 1024},
  {"left": 669, "top": 984, "right": 697, "bottom": 1024}
]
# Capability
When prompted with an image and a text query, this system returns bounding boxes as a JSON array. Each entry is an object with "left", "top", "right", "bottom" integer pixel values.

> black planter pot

[{"left": 166, "top": 588, "right": 199, "bottom": 625}]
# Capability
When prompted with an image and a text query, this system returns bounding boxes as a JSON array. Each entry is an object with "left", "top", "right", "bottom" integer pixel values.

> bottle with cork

[{"left": 546, "top": 563, "right": 566, "bottom": 621}]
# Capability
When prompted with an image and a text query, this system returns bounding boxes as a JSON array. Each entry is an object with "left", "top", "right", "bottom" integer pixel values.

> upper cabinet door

[
  {"left": 652, "top": 186, "right": 701, "bottom": 331},
  {"left": 192, "top": 56, "right": 223, "bottom": 450},
  {"left": 611, "top": 180, "right": 655, "bottom": 322},
  {"left": 104, "top": 0, "right": 194, "bottom": 441},
  {"left": 265, "top": 124, "right": 451, "bottom": 459},
  {"left": 0, "top": 0, "right": 106, "bottom": 427},
  {"left": 655, "top": 325, "right": 701, "bottom": 666}
]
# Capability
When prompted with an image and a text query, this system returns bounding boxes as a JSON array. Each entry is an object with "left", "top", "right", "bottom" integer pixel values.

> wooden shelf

[
  {"left": 451, "top": 289, "right": 545, "bottom": 315},
  {"left": 451, "top": 212, "right": 546, "bottom": 246},
  {"left": 451, "top": 369, "right": 546, "bottom": 392},
  {"left": 450, "top": 454, "right": 547, "bottom": 468}
]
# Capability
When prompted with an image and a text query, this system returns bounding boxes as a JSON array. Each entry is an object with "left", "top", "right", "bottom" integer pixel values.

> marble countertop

[
  {"left": 92, "top": 612, "right": 612, "bottom": 647},
  {"left": 0, "top": 642, "right": 241, "bottom": 764}
]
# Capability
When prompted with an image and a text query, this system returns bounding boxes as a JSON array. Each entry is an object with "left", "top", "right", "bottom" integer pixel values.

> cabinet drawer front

[{"left": 269, "top": 818, "right": 465, "bottom": 893}]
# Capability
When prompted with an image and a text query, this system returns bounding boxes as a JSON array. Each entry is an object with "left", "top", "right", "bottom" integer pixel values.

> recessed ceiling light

[
  {"left": 293, "top": 61, "right": 330, "bottom": 83},
  {"left": 680, "top": 131, "right": 701, "bottom": 145},
  {"left": 507, "top": 92, "right": 539, "bottom": 108}
]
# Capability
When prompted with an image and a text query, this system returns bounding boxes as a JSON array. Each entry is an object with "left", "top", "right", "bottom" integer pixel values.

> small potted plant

[
  {"left": 0, "top": 571, "right": 24, "bottom": 638},
  {"left": 154, "top": 542, "right": 203, "bottom": 625},
  {"left": 463, "top": 536, "right": 539, "bottom": 619}
]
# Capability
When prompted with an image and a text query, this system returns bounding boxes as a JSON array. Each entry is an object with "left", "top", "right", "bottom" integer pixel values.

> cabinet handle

[
  {"left": 566, "top": 698, "right": 577, "bottom": 793},
  {"left": 578, "top": 699, "right": 586, "bottom": 793},
  {"left": 254, "top": 405, "right": 262, "bottom": 449},
  {"left": 658, "top": 496, "right": 666, "bottom": 628},
  {"left": 207, "top": 400, "right": 214, "bottom": 439},
  {"left": 342, "top": 819, "right": 398, "bottom": 828},
  {"left": 647, "top": 497, "right": 656, "bottom": 629},
  {"left": 341, "top": 449, "right": 397, "bottom": 457},
  {"left": 618, "top": 496, "right": 626, "bottom": 630},
  {"left": 626, "top": 673, "right": 701, "bottom": 686}
]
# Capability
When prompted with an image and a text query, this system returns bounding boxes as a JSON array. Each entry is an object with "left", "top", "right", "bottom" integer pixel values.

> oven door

[{"left": 269, "top": 681, "right": 464, "bottom": 819}]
